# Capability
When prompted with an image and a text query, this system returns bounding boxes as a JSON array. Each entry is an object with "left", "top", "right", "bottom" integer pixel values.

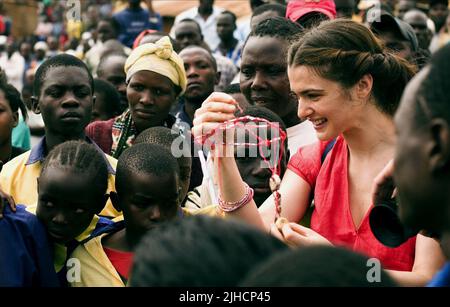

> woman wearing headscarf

[{"left": 86, "top": 36, "right": 187, "bottom": 158}]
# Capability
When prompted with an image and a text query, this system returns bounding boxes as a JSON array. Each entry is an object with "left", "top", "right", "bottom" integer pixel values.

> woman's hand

[
  {"left": 192, "top": 92, "right": 237, "bottom": 142},
  {"left": 270, "top": 219, "right": 332, "bottom": 248}
]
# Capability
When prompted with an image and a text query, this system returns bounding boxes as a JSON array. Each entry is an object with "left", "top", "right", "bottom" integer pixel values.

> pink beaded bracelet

[{"left": 218, "top": 183, "right": 254, "bottom": 212}]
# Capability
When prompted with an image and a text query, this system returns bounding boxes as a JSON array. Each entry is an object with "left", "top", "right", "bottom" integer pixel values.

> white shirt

[
  {"left": 286, "top": 120, "right": 318, "bottom": 157},
  {"left": 0, "top": 52, "right": 25, "bottom": 92},
  {"left": 170, "top": 6, "right": 242, "bottom": 50}
]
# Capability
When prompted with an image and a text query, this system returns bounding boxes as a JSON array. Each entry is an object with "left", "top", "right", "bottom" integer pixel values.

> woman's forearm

[{"left": 216, "top": 155, "right": 267, "bottom": 231}]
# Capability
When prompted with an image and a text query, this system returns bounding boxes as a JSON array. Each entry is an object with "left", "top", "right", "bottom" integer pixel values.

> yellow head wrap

[{"left": 124, "top": 36, "right": 187, "bottom": 94}]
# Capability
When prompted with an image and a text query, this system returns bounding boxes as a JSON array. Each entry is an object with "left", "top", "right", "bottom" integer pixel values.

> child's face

[
  {"left": 36, "top": 167, "right": 102, "bottom": 244},
  {"left": 36, "top": 66, "right": 93, "bottom": 138},
  {"left": 120, "top": 171, "right": 180, "bottom": 240},
  {"left": 92, "top": 91, "right": 113, "bottom": 122},
  {"left": 234, "top": 128, "right": 287, "bottom": 207},
  {"left": 0, "top": 92, "right": 18, "bottom": 146}
]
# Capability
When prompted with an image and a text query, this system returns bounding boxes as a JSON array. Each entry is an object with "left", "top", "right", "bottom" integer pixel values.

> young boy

[
  {"left": 69, "top": 143, "right": 182, "bottom": 286},
  {"left": 0, "top": 54, "right": 120, "bottom": 217},
  {"left": 91, "top": 79, "right": 122, "bottom": 122},
  {"left": 1, "top": 140, "right": 112, "bottom": 286}
]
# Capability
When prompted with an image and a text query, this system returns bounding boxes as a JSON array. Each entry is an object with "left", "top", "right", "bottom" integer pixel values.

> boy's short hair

[
  {"left": 33, "top": 54, "right": 94, "bottom": 97},
  {"left": 220, "top": 10, "right": 237, "bottom": 24},
  {"left": 249, "top": 16, "right": 303, "bottom": 44},
  {"left": 241, "top": 105, "right": 287, "bottom": 133},
  {"left": 252, "top": 3, "right": 287, "bottom": 19},
  {"left": 241, "top": 245, "right": 398, "bottom": 287},
  {"left": 93, "top": 79, "right": 122, "bottom": 115},
  {"left": 115, "top": 143, "right": 180, "bottom": 195},
  {"left": 129, "top": 215, "right": 287, "bottom": 286},
  {"left": 40, "top": 140, "right": 109, "bottom": 213}
]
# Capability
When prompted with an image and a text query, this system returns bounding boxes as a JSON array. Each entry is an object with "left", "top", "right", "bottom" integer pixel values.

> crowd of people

[{"left": 1, "top": 0, "right": 450, "bottom": 288}]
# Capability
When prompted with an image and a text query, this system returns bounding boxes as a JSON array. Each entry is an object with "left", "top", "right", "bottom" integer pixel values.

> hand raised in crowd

[
  {"left": 0, "top": 161, "right": 16, "bottom": 219},
  {"left": 192, "top": 92, "right": 239, "bottom": 154}
]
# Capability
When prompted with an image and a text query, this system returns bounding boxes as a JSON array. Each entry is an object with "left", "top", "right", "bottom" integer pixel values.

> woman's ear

[
  {"left": 31, "top": 96, "right": 40, "bottom": 114},
  {"left": 355, "top": 74, "right": 373, "bottom": 101}
]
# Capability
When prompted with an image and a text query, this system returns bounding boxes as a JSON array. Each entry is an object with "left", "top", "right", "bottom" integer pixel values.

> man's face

[
  {"left": 335, "top": 0, "right": 355, "bottom": 19},
  {"left": 175, "top": 22, "right": 203, "bottom": 50},
  {"left": 394, "top": 68, "right": 447, "bottom": 234},
  {"left": 396, "top": 0, "right": 415, "bottom": 19},
  {"left": 20, "top": 43, "right": 31, "bottom": 59},
  {"left": 379, "top": 31, "right": 413, "bottom": 62},
  {"left": 403, "top": 11, "right": 432, "bottom": 50},
  {"left": 35, "top": 66, "right": 93, "bottom": 138},
  {"left": 180, "top": 48, "right": 218, "bottom": 105},
  {"left": 217, "top": 14, "right": 236, "bottom": 41},
  {"left": 97, "top": 21, "right": 117, "bottom": 43},
  {"left": 240, "top": 36, "right": 297, "bottom": 120},
  {"left": 97, "top": 55, "right": 128, "bottom": 110},
  {"left": 199, "top": 0, "right": 214, "bottom": 11},
  {"left": 47, "top": 37, "right": 59, "bottom": 51},
  {"left": 429, "top": 3, "right": 449, "bottom": 31}
]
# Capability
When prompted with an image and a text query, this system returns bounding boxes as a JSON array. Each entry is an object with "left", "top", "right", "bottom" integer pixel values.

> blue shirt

[
  {"left": 428, "top": 262, "right": 450, "bottom": 287},
  {"left": 0, "top": 205, "right": 59, "bottom": 287},
  {"left": 113, "top": 8, "right": 162, "bottom": 48}
]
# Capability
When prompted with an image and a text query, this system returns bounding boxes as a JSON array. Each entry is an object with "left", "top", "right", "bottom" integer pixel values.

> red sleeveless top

[{"left": 288, "top": 136, "right": 416, "bottom": 271}]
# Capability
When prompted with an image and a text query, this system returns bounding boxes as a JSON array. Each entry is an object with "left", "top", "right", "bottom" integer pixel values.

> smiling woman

[
  {"left": 86, "top": 36, "right": 187, "bottom": 158},
  {"left": 192, "top": 19, "right": 445, "bottom": 286}
]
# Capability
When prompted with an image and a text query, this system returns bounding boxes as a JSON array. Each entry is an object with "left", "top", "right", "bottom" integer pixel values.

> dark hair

[
  {"left": 98, "top": 16, "right": 120, "bottom": 36},
  {"left": 96, "top": 53, "right": 127, "bottom": 78},
  {"left": 417, "top": 44, "right": 450, "bottom": 125},
  {"left": 242, "top": 105, "right": 287, "bottom": 133},
  {"left": 115, "top": 143, "right": 180, "bottom": 195},
  {"left": 288, "top": 19, "right": 416, "bottom": 116},
  {"left": 223, "top": 83, "right": 241, "bottom": 95},
  {"left": 178, "top": 18, "right": 203, "bottom": 35},
  {"left": 252, "top": 3, "right": 287, "bottom": 19},
  {"left": 180, "top": 45, "right": 217, "bottom": 71},
  {"left": 33, "top": 54, "right": 94, "bottom": 97},
  {"left": 134, "top": 127, "right": 192, "bottom": 201},
  {"left": 129, "top": 215, "right": 287, "bottom": 286},
  {"left": 241, "top": 245, "right": 398, "bottom": 287},
  {"left": 219, "top": 10, "right": 237, "bottom": 24},
  {"left": 40, "top": 141, "right": 109, "bottom": 213},
  {"left": 0, "top": 70, "right": 27, "bottom": 120},
  {"left": 430, "top": 0, "right": 449, "bottom": 8},
  {"left": 93, "top": 79, "right": 122, "bottom": 115},
  {"left": 249, "top": 16, "right": 303, "bottom": 44}
]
